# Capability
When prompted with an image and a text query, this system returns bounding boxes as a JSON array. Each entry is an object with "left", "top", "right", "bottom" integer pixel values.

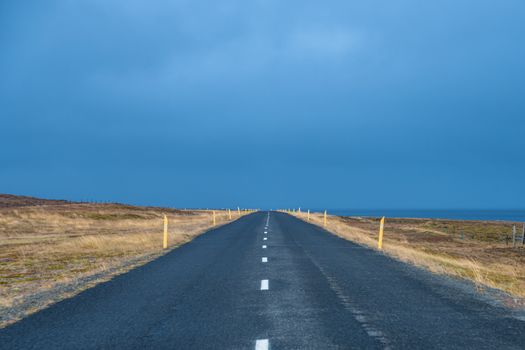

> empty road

[{"left": 1, "top": 211, "right": 524, "bottom": 349}]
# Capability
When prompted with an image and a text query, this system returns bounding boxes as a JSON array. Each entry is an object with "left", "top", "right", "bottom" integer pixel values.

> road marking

[
  {"left": 264, "top": 231, "right": 268, "bottom": 234},
  {"left": 255, "top": 339, "right": 269, "bottom": 350},
  {"left": 262, "top": 245, "right": 267, "bottom": 248},
  {"left": 263, "top": 237, "right": 267, "bottom": 240},
  {"left": 260, "top": 279, "right": 269, "bottom": 290},
  {"left": 262, "top": 257, "right": 268, "bottom": 262}
]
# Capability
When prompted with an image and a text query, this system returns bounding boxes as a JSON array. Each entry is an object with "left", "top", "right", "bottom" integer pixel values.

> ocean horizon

[{"left": 312, "top": 209, "right": 525, "bottom": 222}]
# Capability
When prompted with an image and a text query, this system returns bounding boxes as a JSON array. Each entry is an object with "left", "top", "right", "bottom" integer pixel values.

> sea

[{"left": 320, "top": 209, "right": 525, "bottom": 222}]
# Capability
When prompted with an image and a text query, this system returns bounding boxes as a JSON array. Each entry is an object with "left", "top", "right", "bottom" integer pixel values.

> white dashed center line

[
  {"left": 255, "top": 339, "right": 269, "bottom": 350},
  {"left": 260, "top": 279, "right": 269, "bottom": 290},
  {"left": 257, "top": 215, "right": 271, "bottom": 349}
]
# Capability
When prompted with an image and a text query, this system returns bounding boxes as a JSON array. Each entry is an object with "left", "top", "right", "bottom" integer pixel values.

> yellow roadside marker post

[
  {"left": 163, "top": 215, "right": 168, "bottom": 249},
  {"left": 307, "top": 209, "right": 310, "bottom": 221},
  {"left": 213, "top": 210, "right": 216, "bottom": 226},
  {"left": 378, "top": 216, "right": 385, "bottom": 250},
  {"left": 323, "top": 210, "right": 327, "bottom": 227},
  {"left": 228, "top": 209, "right": 232, "bottom": 220}
]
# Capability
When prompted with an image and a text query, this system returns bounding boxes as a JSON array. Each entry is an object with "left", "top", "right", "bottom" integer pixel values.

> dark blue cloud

[{"left": 1, "top": 0, "right": 525, "bottom": 208}]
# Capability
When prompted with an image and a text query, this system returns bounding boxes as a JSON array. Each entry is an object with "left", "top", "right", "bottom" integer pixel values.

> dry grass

[
  {"left": 0, "top": 202, "right": 245, "bottom": 326},
  {"left": 293, "top": 212, "right": 525, "bottom": 300}
]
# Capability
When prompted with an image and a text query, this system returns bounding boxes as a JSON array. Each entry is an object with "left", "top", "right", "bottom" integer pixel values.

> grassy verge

[
  {"left": 0, "top": 200, "right": 245, "bottom": 327},
  {"left": 292, "top": 212, "right": 525, "bottom": 302}
]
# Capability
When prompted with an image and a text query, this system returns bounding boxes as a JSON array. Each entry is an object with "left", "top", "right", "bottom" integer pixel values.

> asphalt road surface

[{"left": 1, "top": 211, "right": 524, "bottom": 349}]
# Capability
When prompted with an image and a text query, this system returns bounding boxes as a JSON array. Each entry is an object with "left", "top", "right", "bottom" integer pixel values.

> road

[{"left": 1, "top": 211, "right": 524, "bottom": 349}]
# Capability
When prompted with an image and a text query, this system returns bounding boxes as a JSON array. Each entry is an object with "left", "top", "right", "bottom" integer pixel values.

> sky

[{"left": 1, "top": 0, "right": 525, "bottom": 209}]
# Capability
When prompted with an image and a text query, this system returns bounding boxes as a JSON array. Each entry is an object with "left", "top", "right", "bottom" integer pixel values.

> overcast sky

[{"left": 1, "top": 1, "right": 525, "bottom": 209}]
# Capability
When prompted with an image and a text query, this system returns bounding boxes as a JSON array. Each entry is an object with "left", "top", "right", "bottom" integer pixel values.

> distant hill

[{"left": 0, "top": 194, "right": 74, "bottom": 208}]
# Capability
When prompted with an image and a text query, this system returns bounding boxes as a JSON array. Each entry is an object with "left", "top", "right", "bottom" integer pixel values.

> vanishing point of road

[{"left": 1, "top": 212, "right": 524, "bottom": 349}]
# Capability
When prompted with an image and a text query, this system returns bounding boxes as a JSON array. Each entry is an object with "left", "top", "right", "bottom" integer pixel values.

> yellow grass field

[
  {"left": 0, "top": 199, "right": 245, "bottom": 327},
  {"left": 293, "top": 211, "right": 525, "bottom": 301}
]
